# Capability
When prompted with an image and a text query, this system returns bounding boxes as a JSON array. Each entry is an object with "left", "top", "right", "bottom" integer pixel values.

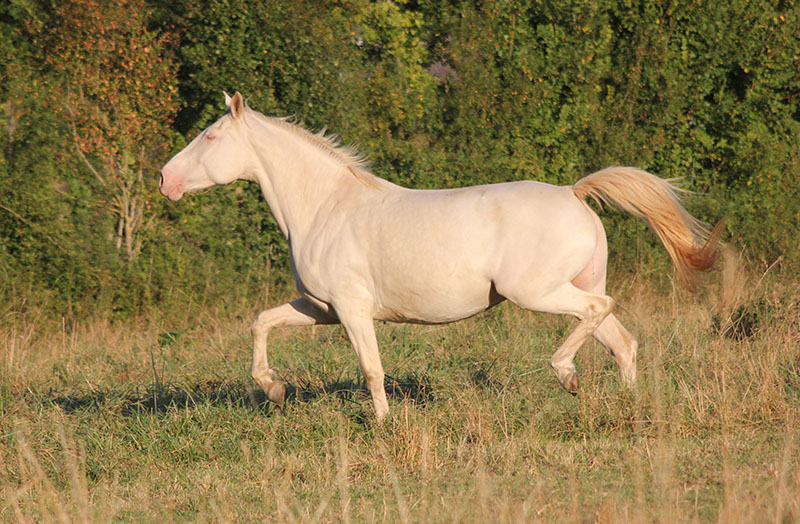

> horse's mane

[{"left": 246, "top": 110, "right": 385, "bottom": 190}]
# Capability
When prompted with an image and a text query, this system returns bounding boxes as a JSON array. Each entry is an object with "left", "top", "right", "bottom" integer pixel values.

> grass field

[{"left": 2, "top": 262, "right": 799, "bottom": 523}]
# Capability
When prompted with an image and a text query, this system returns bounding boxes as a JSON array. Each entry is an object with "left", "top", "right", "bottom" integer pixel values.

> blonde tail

[{"left": 573, "top": 167, "right": 722, "bottom": 288}]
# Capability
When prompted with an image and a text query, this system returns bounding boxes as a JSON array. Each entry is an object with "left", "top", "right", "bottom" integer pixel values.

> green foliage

[{"left": 1, "top": 0, "right": 798, "bottom": 315}]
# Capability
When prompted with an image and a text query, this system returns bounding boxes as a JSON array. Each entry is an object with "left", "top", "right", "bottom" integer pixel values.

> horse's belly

[{"left": 373, "top": 273, "right": 499, "bottom": 324}]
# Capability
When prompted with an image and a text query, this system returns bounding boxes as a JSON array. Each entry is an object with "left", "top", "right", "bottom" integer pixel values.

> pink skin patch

[
  {"left": 159, "top": 170, "right": 184, "bottom": 201},
  {"left": 570, "top": 200, "right": 607, "bottom": 293},
  {"left": 570, "top": 245, "right": 604, "bottom": 291}
]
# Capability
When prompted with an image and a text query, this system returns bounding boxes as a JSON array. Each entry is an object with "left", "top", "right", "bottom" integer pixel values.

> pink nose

[
  {"left": 159, "top": 167, "right": 172, "bottom": 197},
  {"left": 159, "top": 165, "right": 183, "bottom": 201}
]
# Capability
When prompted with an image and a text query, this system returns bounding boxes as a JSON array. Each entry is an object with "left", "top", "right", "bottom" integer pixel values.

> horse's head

[{"left": 160, "top": 92, "right": 254, "bottom": 201}]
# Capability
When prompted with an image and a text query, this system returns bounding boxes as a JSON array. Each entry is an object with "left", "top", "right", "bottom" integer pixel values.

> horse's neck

[{"left": 249, "top": 120, "right": 374, "bottom": 240}]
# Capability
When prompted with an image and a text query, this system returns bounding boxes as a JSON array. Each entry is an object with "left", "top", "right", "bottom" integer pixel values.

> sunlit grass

[{"left": 1, "top": 266, "right": 798, "bottom": 522}]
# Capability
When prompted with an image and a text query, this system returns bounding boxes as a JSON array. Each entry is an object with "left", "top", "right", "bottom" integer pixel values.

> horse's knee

[{"left": 251, "top": 311, "right": 273, "bottom": 337}]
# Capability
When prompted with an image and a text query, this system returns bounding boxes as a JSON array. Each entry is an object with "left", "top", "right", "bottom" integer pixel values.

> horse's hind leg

[
  {"left": 251, "top": 297, "right": 337, "bottom": 410},
  {"left": 592, "top": 314, "right": 637, "bottom": 385},
  {"left": 501, "top": 282, "right": 615, "bottom": 393},
  {"left": 546, "top": 286, "right": 616, "bottom": 393},
  {"left": 570, "top": 208, "right": 638, "bottom": 386}
]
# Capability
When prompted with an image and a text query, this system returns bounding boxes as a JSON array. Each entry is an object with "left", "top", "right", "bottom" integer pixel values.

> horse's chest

[
  {"left": 289, "top": 234, "right": 366, "bottom": 304},
  {"left": 289, "top": 248, "right": 328, "bottom": 299}
]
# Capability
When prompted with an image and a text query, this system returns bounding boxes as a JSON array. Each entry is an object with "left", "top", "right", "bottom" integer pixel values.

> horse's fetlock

[
  {"left": 368, "top": 370, "right": 385, "bottom": 383},
  {"left": 252, "top": 367, "right": 275, "bottom": 389},
  {"left": 364, "top": 370, "right": 385, "bottom": 387}
]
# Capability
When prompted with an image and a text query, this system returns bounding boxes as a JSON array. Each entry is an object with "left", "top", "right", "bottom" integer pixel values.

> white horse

[{"left": 160, "top": 92, "right": 720, "bottom": 420}]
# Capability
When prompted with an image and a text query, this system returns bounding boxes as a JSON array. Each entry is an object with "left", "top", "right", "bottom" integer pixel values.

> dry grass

[{"left": 1, "top": 264, "right": 799, "bottom": 522}]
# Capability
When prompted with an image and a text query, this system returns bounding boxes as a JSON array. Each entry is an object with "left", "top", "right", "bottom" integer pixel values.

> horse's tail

[{"left": 572, "top": 166, "right": 722, "bottom": 289}]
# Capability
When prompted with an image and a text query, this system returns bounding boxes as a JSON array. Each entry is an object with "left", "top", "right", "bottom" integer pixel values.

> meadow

[
  {"left": 2, "top": 258, "right": 798, "bottom": 523},
  {"left": 2, "top": 1, "right": 799, "bottom": 521}
]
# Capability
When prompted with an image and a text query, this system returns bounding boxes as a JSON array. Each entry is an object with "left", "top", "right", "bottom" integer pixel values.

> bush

[{"left": 1, "top": 0, "right": 798, "bottom": 316}]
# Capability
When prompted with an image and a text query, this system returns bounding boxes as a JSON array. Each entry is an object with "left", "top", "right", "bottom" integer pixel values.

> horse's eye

[{"left": 205, "top": 132, "right": 217, "bottom": 141}]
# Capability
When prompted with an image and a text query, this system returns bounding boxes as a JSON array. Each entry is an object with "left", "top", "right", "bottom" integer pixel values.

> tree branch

[{"left": 67, "top": 116, "right": 106, "bottom": 187}]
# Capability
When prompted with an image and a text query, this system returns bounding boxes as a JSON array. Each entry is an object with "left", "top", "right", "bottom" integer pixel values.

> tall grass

[{"left": 1, "top": 264, "right": 798, "bottom": 522}]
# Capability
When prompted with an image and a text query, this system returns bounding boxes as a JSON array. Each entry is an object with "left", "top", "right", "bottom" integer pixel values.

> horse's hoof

[
  {"left": 267, "top": 381, "right": 286, "bottom": 412},
  {"left": 551, "top": 362, "right": 579, "bottom": 395},
  {"left": 567, "top": 375, "right": 579, "bottom": 395},
  {"left": 561, "top": 371, "right": 579, "bottom": 395}
]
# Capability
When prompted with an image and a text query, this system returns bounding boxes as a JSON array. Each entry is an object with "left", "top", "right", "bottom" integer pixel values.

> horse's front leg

[
  {"left": 251, "top": 297, "right": 336, "bottom": 410},
  {"left": 337, "top": 310, "right": 389, "bottom": 420}
]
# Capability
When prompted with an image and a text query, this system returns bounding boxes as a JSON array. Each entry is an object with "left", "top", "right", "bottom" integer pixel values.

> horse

[{"left": 160, "top": 92, "right": 721, "bottom": 420}]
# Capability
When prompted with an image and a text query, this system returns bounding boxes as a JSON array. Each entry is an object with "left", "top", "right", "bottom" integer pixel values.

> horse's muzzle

[{"left": 159, "top": 167, "right": 183, "bottom": 201}]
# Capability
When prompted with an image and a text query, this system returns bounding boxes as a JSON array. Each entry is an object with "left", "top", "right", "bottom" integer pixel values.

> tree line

[{"left": 1, "top": 0, "right": 798, "bottom": 316}]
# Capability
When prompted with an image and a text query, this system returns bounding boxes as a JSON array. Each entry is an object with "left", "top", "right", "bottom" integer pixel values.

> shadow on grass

[{"left": 39, "top": 370, "right": 434, "bottom": 417}]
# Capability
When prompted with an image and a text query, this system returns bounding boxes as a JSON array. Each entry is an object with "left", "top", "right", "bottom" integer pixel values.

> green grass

[{"left": 2, "top": 267, "right": 799, "bottom": 522}]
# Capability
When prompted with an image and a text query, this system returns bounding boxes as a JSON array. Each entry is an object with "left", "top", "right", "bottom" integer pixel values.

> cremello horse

[{"left": 160, "top": 93, "right": 720, "bottom": 420}]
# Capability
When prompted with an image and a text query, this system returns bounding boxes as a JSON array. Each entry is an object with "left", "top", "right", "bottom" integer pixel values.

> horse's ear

[
  {"left": 224, "top": 91, "right": 232, "bottom": 107},
  {"left": 230, "top": 91, "right": 245, "bottom": 119}
]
